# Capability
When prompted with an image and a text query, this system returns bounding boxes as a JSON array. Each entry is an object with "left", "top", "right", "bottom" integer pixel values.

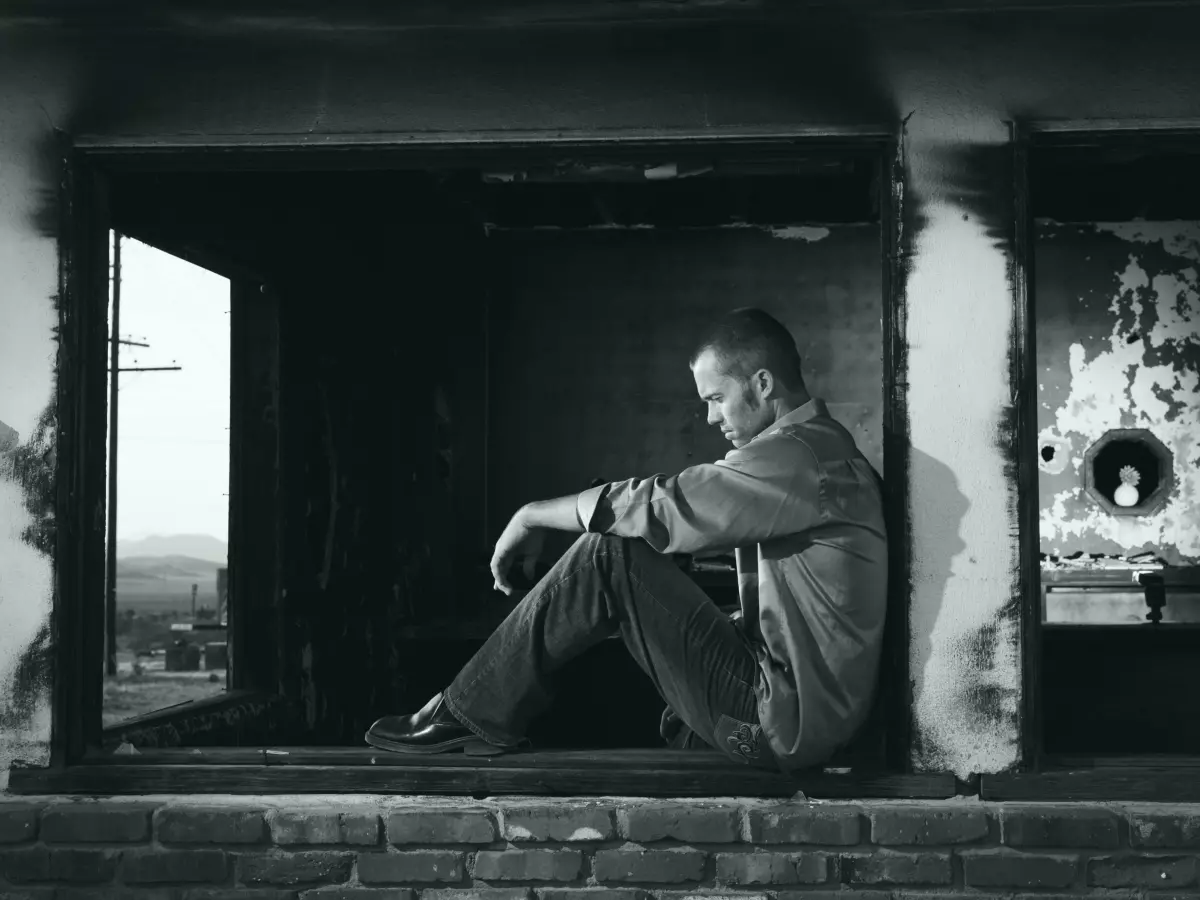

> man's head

[{"left": 689, "top": 308, "right": 808, "bottom": 449}]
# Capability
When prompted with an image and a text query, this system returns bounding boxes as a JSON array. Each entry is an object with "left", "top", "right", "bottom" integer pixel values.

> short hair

[{"left": 690, "top": 308, "right": 804, "bottom": 391}]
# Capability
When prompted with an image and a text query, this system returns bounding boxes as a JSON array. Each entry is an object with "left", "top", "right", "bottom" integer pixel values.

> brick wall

[{"left": 1, "top": 796, "right": 1198, "bottom": 899}]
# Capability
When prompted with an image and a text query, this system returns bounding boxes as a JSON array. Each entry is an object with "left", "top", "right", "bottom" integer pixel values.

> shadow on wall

[
  {"left": 907, "top": 446, "right": 1020, "bottom": 771},
  {"left": 0, "top": 402, "right": 56, "bottom": 769}
]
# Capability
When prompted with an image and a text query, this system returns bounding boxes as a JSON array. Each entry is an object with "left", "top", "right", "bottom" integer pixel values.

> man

[{"left": 366, "top": 308, "right": 888, "bottom": 772}]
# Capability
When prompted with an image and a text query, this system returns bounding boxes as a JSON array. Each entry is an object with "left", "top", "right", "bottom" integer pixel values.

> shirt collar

[{"left": 749, "top": 398, "right": 828, "bottom": 444}]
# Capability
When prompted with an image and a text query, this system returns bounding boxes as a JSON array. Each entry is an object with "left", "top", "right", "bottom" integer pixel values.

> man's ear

[{"left": 755, "top": 369, "right": 774, "bottom": 399}]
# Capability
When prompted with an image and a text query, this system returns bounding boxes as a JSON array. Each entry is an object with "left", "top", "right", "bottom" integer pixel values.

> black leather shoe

[{"left": 365, "top": 692, "right": 506, "bottom": 756}]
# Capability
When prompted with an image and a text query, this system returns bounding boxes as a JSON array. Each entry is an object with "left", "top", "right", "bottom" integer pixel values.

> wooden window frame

[
  {"left": 977, "top": 122, "right": 1200, "bottom": 802},
  {"left": 9, "top": 130, "right": 936, "bottom": 798}
]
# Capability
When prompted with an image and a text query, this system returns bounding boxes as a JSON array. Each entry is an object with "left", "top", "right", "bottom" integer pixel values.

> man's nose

[{"left": 707, "top": 409, "right": 722, "bottom": 426}]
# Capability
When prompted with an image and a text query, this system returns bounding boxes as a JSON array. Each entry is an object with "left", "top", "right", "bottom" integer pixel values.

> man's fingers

[{"left": 490, "top": 555, "right": 513, "bottom": 596}]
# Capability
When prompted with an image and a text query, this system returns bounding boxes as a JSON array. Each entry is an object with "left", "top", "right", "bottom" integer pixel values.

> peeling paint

[{"left": 1037, "top": 221, "right": 1200, "bottom": 563}]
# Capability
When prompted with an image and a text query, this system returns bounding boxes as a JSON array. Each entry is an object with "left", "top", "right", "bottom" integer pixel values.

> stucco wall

[{"left": 5, "top": 4, "right": 1200, "bottom": 783}]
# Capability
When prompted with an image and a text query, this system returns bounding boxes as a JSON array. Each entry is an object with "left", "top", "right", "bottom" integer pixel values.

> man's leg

[{"left": 384, "top": 532, "right": 776, "bottom": 768}]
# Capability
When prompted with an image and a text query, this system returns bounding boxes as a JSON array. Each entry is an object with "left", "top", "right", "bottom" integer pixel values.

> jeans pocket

[{"left": 715, "top": 713, "right": 768, "bottom": 766}]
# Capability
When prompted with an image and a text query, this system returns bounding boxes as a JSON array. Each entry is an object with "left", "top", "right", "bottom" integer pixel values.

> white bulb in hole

[
  {"left": 1114, "top": 464, "right": 1141, "bottom": 507},
  {"left": 1114, "top": 483, "right": 1140, "bottom": 506}
]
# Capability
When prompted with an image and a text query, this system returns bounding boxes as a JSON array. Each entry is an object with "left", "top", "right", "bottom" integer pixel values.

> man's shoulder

[{"left": 772, "top": 412, "right": 861, "bottom": 461}]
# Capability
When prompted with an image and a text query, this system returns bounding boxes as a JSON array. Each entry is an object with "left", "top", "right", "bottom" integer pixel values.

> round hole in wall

[
  {"left": 1041, "top": 445, "right": 1056, "bottom": 463},
  {"left": 1083, "top": 427, "right": 1174, "bottom": 517},
  {"left": 1091, "top": 440, "right": 1161, "bottom": 501}
]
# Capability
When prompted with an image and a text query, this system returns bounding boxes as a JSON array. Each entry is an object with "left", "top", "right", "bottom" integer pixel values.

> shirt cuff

[{"left": 576, "top": 484, "right": 609, "bottom": 533}]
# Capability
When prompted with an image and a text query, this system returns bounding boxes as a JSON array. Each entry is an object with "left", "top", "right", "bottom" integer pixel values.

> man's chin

[{"left": 730, "top": 438, "right": 747, "bottom": 449}]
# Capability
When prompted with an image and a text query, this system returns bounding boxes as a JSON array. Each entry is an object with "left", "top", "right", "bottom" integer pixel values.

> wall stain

[{"left": 0, "top": 403, "right": 57, "bottom": 766}]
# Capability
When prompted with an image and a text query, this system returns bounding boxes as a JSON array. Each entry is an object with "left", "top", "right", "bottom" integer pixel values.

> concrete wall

[{"left": 5, "top": 3, "right": 1200, "bottom": 783}]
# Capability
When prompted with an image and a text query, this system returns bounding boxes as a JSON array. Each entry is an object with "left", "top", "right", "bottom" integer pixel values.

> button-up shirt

[{"left": 576, "top": 398, "right": 888, "bottom": 771}]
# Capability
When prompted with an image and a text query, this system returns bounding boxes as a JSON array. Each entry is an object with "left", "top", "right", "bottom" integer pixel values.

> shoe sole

[{"left": 363, "top": 731, "right": 506, "bottom": 757}]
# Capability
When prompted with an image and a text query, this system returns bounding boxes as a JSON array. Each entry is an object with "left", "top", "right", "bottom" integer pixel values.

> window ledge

[
  {"left": 982, "top": 762, "right": 1200, "bottom": 801},
  {"left": 9, "top": 748, "right": 953, "bottom": 799}
]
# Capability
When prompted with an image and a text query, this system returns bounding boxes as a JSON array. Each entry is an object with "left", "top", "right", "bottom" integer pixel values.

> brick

[
  {"left": 841, "top": 851, "right": 951, "bottom": 886},
  {"left": 869, "top": 807, "right": 988, "bottom": 845},
  {"left": 960, "top": 850, "right": 1077, "bottom": 888},
  {"left": 716, "top": 852, "right": 828, "bottom": 885},
  {"left": 56, "top": 848, "right": 120, "bottom": 882},
  {"left": 620, "top": 805, "right": 739, "bottom": 843},
  {"left": 40, "top": 805, "right": 152, "bottom": 843},
  {"left": 1001, "top": 806, "right": 1119, "bottom": 848},
  {"left": 187, "top": 891, "right": 302, "bottom": 900},
  {"left": 593, "top": 849, "right": 705, "bottom": 883},
  {"left": 0, "top": 888, "right": 56, "bottom": 900},
  {"left": 748, "top": 806, "right": 861, "bottom": 845},
  {"left": 1088, "top": 855, "right": 1197, "bottom": 888},
  {"left": 238, "top": 852, "right": 353, "bottom": 886},
  {"left": 0, "top": 848, "right": 117, "bottom": 884},
  {"left": 299, "top": 890, "right": 416, "bottom": 900},
  {"left": 474, "top": 850, "right": 581, "bottom": 882},
  {"left": 0, "top": 848, "right": 49, "bottom": 883},
  {"left": 501, "top": 806, "right": 613, "bottom": 842},
  {"left": 778, "top": 893, "right": 891, "bottom": 900},
  {"left": 387, "top": 810, "right": 496, "bottom": 845},
  {"left": 1129, "top": 811, "right": 1200, "bottom": 848},
  {"left": 424, "top": 891, "right": 531, "bottom": 900},
  {"left": 271, "top": 812, "right": 380, "bottom": 846},
  {"left": 537, "top": 891, "right": 645, "bottom": 900},
  {"left": 357, "top": 850, "right": 464, "bottom": 884},
  {"left": 123, "top": 848, "right": 228, "bottom": 884},
  {"left": 157, "top": 807, "right": 267, "bottom": 844},
  {"left": 57, "top": 891, "right": 179, "bottom": 900},
  {"left": 0, "top": 806, "right": 39, "bottom": 843}
]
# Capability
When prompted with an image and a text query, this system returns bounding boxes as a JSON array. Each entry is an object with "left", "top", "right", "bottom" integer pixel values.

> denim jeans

[{"left": 442, "top": 532, "right": 780, "bottom": 770}]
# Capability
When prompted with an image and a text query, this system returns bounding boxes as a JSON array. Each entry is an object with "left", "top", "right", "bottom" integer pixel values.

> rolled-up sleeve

[{"left": 578, "top": 437, "right": 822, "bottom": 556}]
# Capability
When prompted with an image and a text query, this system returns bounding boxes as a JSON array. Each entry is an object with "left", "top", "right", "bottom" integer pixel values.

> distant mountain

[
  {"left": 117, "top": 554, "right": 223, "bottom": 581},
  {"left": 116, "top": 534, "right": 227, "bottom": 563}
]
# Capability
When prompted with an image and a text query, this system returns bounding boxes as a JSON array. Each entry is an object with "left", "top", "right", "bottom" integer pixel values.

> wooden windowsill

[
  {"left": 982, "top": 757, "right": 1200, "bottom": 801},
  {"left": 8, "top": 748, "right": 953, "bottom": 799}
]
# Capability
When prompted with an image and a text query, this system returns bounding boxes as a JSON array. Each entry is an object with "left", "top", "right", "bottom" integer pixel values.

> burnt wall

[{"left": 7, "top": 2, "right": 1200, "bottom": 779}]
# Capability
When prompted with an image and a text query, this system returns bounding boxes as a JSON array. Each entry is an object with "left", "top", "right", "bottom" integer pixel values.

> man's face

[{"left": 691, "top": 349, "right": 773, "bottom": 449}]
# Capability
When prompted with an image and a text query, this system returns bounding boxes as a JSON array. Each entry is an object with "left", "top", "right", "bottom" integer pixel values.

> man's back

[{"left": 738, "top": 401, "right": 888, "bottom": 770}]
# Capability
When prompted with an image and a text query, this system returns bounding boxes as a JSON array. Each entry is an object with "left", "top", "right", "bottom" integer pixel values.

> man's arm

[
  {"left": 490, "top": 494, "right": 585, "bottom": 595},
  {"left": 519, "top": 495, "right": 587, "bottom": 533},
  {"left": 577, "top": 438, "right": 822, "bottom": 557}
]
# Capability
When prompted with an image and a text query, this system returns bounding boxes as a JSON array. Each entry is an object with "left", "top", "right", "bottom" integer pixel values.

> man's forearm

[{"left": 520, "top": 494, "right": 587, "bottom": 533}]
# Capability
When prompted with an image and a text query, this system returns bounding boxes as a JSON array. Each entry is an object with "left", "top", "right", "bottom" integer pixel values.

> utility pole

[{"left": 105, "top": 233, "right": 183, "bottom": 679}]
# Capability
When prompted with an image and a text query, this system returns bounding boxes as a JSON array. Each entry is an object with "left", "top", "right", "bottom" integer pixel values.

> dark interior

[
  {"left": 1033, "top": 138, "right": 1200, "bottom": 758},
  {"left": 104, "top": 145, "right": 889, "bottom": 757}
]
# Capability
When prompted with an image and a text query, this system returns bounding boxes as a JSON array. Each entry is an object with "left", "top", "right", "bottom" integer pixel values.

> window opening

[
  {"left": 103, "top": 232, "right": 231, "bottom": 729},
  {"left": 1031, "top": 138, "right": 1200, "bottom": 757}
]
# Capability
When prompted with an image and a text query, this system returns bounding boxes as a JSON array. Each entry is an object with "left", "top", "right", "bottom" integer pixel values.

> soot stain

[{"left": 0, "top": 403, "right": 57, "bottom": 738}]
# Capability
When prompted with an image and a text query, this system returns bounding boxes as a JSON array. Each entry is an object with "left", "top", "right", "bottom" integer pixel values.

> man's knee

[{"left": 569, "top": 532, "right": 669, "bottom": 569}]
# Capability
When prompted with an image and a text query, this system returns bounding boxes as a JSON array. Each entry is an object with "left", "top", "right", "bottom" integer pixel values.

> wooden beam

[{"left": 9, "top": 752, "right": 955, "bottom": 798}]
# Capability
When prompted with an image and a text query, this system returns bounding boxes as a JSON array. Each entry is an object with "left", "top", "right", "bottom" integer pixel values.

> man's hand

[{"left": 490, "top": 506, "right": 548, "bottom": 596}]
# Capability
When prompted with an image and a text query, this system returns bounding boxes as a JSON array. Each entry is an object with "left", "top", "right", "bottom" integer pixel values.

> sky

[{"left": 109, "top": 235, "right": 230, "bottom": 543}]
